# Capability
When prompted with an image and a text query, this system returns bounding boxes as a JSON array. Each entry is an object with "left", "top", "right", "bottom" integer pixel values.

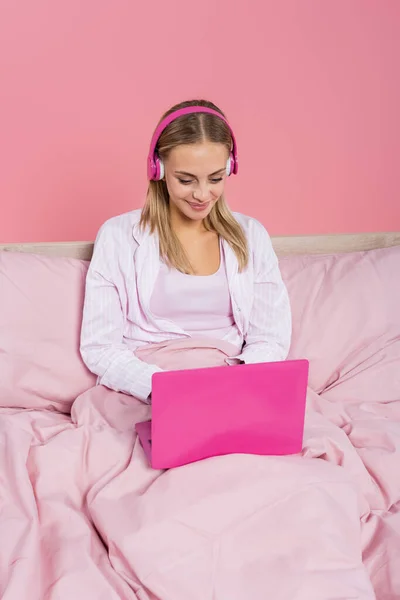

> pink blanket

[{"left": 2, "top": 336, "right": 399, "bottom": 600}]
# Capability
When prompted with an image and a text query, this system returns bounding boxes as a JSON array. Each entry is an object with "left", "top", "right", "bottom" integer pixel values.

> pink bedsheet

[{"left": 1, "top": 338, "right": 399, "bottom": 600}]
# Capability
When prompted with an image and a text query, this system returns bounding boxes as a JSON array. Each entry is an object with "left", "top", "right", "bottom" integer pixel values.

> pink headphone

[{"left": 147, "top": 106, "right": 239, "bottom": 181}]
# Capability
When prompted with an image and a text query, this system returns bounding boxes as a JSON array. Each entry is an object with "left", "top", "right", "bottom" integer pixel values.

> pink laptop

[{"left": 135, "top": 359, "right": 309, "bottom": 470}]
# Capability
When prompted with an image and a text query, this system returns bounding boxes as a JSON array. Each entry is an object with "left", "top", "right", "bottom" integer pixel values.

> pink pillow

[
  {"left": 280, "top": 246, "right": 400, "bottom": 399},
  {"left": 0, "top": 251, "right": 96, "bottom": 412}
]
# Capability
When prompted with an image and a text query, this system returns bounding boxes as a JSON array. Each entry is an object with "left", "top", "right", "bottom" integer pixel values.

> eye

[
  {"left": 210, "top": 177, "right": 223, "bottom": 184},
  {"left": 178, "top": 179, "right": 193, "bottom": 185}
]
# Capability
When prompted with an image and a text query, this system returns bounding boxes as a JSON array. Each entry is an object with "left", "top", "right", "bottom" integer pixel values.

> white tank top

[{"left": 150, "top": 246, "right": 242, "bottom": 348}]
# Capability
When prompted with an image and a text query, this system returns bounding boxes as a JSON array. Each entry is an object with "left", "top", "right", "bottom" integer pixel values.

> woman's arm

[
  {"left": 234, "top": 221, "right": 292, "bottom": 364},
  {"left": 80, "top": 223, "right": 162, "bottom": 402}
]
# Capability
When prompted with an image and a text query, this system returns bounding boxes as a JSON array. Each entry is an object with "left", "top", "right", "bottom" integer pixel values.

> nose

[{"left": 192, "top": 183, "right": 211, "bottom": 202}]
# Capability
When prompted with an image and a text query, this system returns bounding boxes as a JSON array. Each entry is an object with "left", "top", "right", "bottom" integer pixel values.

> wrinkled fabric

[{"left": 1, "top": 337, "right": 399, "bottom": 599}]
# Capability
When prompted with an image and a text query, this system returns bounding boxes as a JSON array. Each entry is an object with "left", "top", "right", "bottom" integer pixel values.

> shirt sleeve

[
  {"left": 80, "top": 223, "right": 162, "bottom": 402},
  {"left": 228, "top": 220, "right": 292, "bottom": 365}
]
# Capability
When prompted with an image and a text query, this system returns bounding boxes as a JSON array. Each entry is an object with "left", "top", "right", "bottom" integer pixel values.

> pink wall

[{"left": 1, "top": 0, "right": 399, "bottom": 243}]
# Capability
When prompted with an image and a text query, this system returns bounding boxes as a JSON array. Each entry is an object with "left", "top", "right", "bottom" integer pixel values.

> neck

[{"left": 169, "top": 205, "right": 207, "bottom": 235}]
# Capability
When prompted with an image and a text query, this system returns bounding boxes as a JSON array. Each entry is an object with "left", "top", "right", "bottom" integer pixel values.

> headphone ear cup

[
  {"left": 147, "top": 156, "right": 156, "bottom": 180},
  {"left": 226, "top": 155, "right": 235, "bottom": 177},
  {"left": 158, "top": 159, "right": 165, "bottom": 180},
  {"left": 226, "top": 156, "right": 232, "bottom": 177},
  {"left": 151, "top": 154, "right": 164, "bottom": 180}
]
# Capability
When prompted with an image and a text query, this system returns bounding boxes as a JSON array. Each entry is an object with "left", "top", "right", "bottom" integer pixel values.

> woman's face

[{"left": 163, "top": 142, "right": 229, "bottom": 223}]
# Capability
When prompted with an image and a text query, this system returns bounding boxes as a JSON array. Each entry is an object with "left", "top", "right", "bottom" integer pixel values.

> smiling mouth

[{"left": 187, "top": 201, "right": 210, "bottom": 210}]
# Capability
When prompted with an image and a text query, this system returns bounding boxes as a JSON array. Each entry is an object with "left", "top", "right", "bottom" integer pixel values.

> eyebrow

[{"left": 174, "top": 168, "right": 226, "bottom": 178}]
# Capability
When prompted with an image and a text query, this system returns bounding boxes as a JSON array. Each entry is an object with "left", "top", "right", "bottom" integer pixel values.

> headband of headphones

[{"left": 147, "top": 106, "right": 238, "bottom": 181}]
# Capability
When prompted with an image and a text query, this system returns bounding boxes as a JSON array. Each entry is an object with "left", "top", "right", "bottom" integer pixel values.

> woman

[{"left": 80, "top": 99, "right": 292, "bottom": 403}]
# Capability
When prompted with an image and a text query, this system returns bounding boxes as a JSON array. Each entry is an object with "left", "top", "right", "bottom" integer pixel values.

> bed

[{"left": 1, "top": 230, "right": 399, "bottom": 600}]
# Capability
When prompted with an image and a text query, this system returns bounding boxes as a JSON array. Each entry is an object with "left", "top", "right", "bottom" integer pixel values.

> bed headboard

[{"left": 1, "top": 232, "right": 400, "bottom": 260}]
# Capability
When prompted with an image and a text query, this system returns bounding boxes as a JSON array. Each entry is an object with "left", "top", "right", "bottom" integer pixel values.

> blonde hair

[{"left": 140, "top": 99, "right": 249, "bottom": 274}]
